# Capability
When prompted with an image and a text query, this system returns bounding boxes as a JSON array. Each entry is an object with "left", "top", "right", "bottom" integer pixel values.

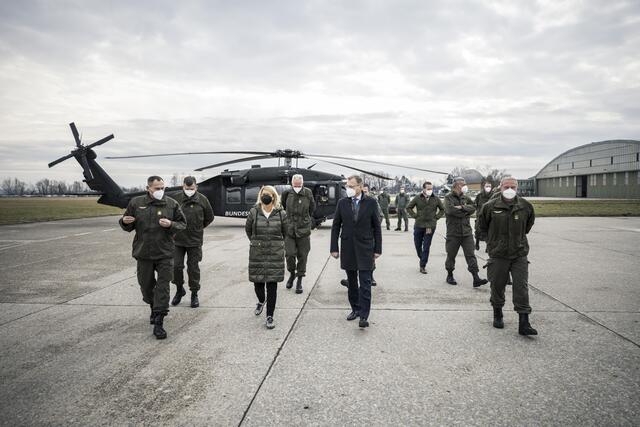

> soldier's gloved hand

[{"left": 159, "top": 218, "right": 172, "bottom": 228}]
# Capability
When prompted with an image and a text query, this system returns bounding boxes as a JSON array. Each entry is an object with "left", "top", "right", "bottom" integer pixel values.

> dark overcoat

[{"left": 330, "top": 194, "right": 382, "bottom": 271}]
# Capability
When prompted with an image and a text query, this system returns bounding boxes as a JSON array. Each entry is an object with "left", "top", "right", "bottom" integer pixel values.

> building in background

[{"left": 534, "top": 140, "right": 640, "bottom": 198}]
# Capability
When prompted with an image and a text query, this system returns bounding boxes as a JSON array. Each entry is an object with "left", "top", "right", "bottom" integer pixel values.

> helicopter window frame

[
  {"left": 244, "top": 185, "right": 260, "bottom": 205},
  {"left": 226, "top": 187, "right": 242, "bottom": 204}
]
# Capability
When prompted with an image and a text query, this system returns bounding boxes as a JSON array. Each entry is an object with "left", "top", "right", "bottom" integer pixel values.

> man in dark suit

[{"left": 331, "top": 175, "right": 383, "bottom": 328}]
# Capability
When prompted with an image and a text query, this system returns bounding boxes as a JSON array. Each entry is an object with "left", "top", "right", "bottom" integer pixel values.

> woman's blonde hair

[{"left": 256, "top": 185, "right": 281, "bottom": 209}]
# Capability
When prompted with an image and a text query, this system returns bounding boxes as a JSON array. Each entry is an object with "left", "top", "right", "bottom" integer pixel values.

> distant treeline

[{"left": 0, "top": 177, "right": 143, "bottom": 196}]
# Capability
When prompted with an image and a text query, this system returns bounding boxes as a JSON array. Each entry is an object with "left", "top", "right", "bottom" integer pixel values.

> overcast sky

[{"left": 1, "top": 0, "right": 638, "bottom": 187}]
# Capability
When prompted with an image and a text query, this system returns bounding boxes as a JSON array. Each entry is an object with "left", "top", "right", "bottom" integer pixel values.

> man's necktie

[{"left": 352, "top": 197, "right": 360, "bottom": 221}]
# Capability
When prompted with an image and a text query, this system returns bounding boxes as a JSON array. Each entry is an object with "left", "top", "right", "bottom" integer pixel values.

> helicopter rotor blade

[
  {"left": 106, "top": 150, "right": 273, "bottom": 160},
  {"left": 48, "top": 153, "right": 75, "bottom": 168},
  {"left": 69, "top": 122, "right": 81, "bottom": 147},
  {"left": 86, "top": 134, "right": 114, "bottom": 149},
  {"left": 304, "top": 156, "right": 393, "bottom": 180},
  {"left": 304, "top": 153, "right": 448, "bottom": 175},
  {"left": 194, "top": 155, "right": 274, "bottom": 172}
]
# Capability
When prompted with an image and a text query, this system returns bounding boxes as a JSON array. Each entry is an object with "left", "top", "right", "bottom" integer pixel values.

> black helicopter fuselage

[
  {"left": 77, "top": 149, "right": 345, "bottom": 225},
  {"left": 186, "top": 165, "right": 346, "bottom": 224}
]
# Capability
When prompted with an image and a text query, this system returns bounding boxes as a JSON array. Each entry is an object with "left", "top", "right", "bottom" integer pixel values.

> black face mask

[{"left": 261, "top": 194, "right": 273, "bottom": 205}]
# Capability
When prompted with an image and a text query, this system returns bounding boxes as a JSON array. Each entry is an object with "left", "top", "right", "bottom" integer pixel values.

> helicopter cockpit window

[
  {"left": 328, "top": 185, "right": 336, "bottom": 200},
  {"left": 226, "top": 187, "right": 241, "bottom": 204},
  {"left": 245, "top": 186, "right": 260, "bottom": 205},
  {"left": 275, "top": 185, "right": 291, "bottom": 195}
]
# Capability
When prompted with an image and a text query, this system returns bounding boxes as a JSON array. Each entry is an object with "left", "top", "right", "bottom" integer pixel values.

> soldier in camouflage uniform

[
  {"left": 377, "top": 188, "right": 391, "bottom": 230},
  {"left": 443, "top": 177, "right": 488, "bottom": 288},
  {"left": 395, "top": 186, "right": 410, "bottom": 232},
  {"left": 477, "top": 176, "right": 538, "bottom": 336},
  {"left": 120, "top": 176, "right": 186, "bottom": 340},
  {"left": 171, "top": 176, "right": 214, "bottom": 308},
  {"left": 281, "top": 174, "right": 316, "bottom": 294}
]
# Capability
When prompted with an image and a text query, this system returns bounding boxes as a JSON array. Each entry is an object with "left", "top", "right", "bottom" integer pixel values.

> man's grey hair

[
  {"left": 347, "top": 175, "right": 363, "bottom": 185},
  {"left": 500, "top": 176, "right": 518, "bottom": 186},
  {"left": 292, "top": 174, "right": 304, "bottom": 182},
  {"left": 453, "top": 176, "right": 466, "bottom": 187}
]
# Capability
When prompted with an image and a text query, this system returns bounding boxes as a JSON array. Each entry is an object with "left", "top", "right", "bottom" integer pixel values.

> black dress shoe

[
  {"left": 359, "top": 318, "right": 369, "bottom": 328},
  {"left": 346, "top": 311, "right": 359, "bottom": 321},
  {"left": 171, "top": 285, "right": 186, "bottom": 306},
  {"left": 286, "top": 274, "right": 295, "bottom": 289},
  {"left": 340, "top": 279, "right": 349, "bottom": 287},
  {"left": 295, "top": 277, "right": 303, "bottom": 294},
  {"left": 420, "top": 267, "right": 427, "bottom": 274},
  {"left": 191, "top": 292, "right": 199, "bottom": 308}
]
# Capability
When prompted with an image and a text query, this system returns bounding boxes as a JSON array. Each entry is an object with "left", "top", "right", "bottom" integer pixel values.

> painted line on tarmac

[
  {"left": 238, "top": 255, "right": 332, "bottom": 427},
  {"left": 528, "top": 283, "right": 640, "bottom": 348}
]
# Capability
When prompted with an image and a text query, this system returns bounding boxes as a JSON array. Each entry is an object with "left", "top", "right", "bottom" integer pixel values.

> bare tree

[
  {"left": 35, "top": 178, "right": 51, "bottom": 195},
  {"left": 1, "top": 178, "right": 27, "bottom": 195},
  {"left": 362, "top": 170, "right": 391, "bottom": 192}
]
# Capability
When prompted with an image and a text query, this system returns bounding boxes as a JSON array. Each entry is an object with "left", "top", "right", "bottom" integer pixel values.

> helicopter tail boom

[{"left": 49, "top": 123, "right": 128, "bottom": 208}]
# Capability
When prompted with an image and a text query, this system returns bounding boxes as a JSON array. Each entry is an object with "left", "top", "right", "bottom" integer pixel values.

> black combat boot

[
  {"left": 153, "top": 314, "right": 167, "bottom": 340},
  {"left": 149, "top": 306, "right": 155, "bottom": 324},
  {"left": 446, "top": 270, "right": 457, "bottom": 285},
  {"left": 472, "top": 272, "right": 488, "bottom": 287},
  {"left": 386, "top": 225, "right": 390, "bottom": 230},
  {"left": 493, "top": 307, "right": 504, "bottom": 329},
  {"left": 191, "top": 291, "right": 199, "bottom": 308},
  {"left": 286, "top": 273, "right": 295, "bottom": 289},
  {"left": 171, "top": 285, "right": 186, "bottom": 306},
  {"left": 340, "top": 279, "right": 349, "bottom": 287},
  {"left": 295, "top": 277, "right": 303, "bottom": 294},
  {"left": 518, "top": 313, "right": 538, "bottom": 336}
]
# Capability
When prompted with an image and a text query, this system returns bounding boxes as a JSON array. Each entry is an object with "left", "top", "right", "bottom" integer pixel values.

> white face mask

[
  {"left": 502, "top": 188, "right": 517, "bottom": 200},
  {"left": 484, "top": 186, "right": 492, "bottom": 193},
  {"left": 184, "top": 189, "right": 196, "bottom": 197},
  {"left": 346, "top": 187, "right": 356, "bottom": 198},
  {"left": 424, "top": 190, "right": 433, "bottom": 197},
  {"left": 152, "top": 189, "right": 164, "bottom": 200},
  {"left": 461, "top": 185, "right": 469, "bottom": 194},
  {"left": 293, "top": 186, "right": 302, "bottom": 193}
]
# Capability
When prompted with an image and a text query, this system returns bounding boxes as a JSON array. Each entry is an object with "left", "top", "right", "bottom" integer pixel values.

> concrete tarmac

[{"left": 0, "top": 215, "right": 638, "bottom": 426}]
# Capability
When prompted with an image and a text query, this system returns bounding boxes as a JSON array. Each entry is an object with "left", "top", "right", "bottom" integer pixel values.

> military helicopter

[{"left": 49, "top": 122, "right": 448, "bottom": 226}]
